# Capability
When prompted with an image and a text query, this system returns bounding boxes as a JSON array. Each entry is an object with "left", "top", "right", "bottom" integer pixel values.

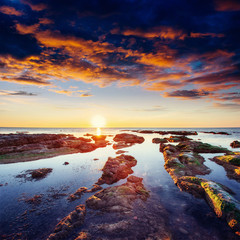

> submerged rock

[
  {"left": 96, "top": 154, "right": 137, "bottom": 185},
  {"left": 231, "top": 141, "right": 240, "bottom": 148},
  {"left": 16, "top": 168, "right": 53, "bottom": 181},
  {"left": 47, "top": 204, "right": 86, "bottom": 240},
  {"left": 177, "top": 176, "right": 240, "bottom": 236},
  {"left": 68, "top": 187, "right": 88, "bottom": 201},
  {"left": 31, "top": 168, "right": 53, "bottom": 179},
  {"left": 74, "top": 231, "right": 91, "bottom": 240},
  {"left": 86, "top": 176, "right": 150, "bottom": 212}
]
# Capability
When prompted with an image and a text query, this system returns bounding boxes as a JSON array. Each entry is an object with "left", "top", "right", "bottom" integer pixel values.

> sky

[{"left": 0, "top": 0, "right": 240, "bottom": 128}]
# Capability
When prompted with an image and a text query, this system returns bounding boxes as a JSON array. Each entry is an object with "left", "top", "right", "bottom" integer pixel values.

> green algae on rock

[
  {"left": 177, "top": 177, "right": 240, "bottom": 236},
  {"left": 212, "top": 153, "right": 240, "bottom": 182},
  {"left": 160, "top": 143, "right": 211, "bottom": 184}
]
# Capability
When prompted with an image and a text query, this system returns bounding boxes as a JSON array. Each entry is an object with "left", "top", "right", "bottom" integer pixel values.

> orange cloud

[
  {"left": 0, "top": 6, "right": 23, "bottom": 16},
  {"left": 21, "top": 0, "right": 47, "bottom": 11},
  {"left": 214, "top": 0, "right": 240, "bottom": 11}
]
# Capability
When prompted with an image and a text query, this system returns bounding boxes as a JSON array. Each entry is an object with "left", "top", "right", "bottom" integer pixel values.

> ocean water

[{"left": 0, "top": 127, "right": 240, "bottom": 239}]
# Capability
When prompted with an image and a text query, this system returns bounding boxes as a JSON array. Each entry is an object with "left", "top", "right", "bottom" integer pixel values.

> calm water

[{"left": 0, "top": 128, "right": 240, "bottom": 239}]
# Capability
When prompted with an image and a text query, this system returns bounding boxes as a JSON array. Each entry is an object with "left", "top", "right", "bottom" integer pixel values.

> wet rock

[
  {"left": 161, "top": 143, "right": 211, "bottom": 184},
  {"left": 166, "top": 135, "right": 192, "bottom": 143},
  {"left": 212, "top": 153, "right": 240, "bottom": 181},
  {"left": 113, "top": 133, "right": 144, "bottom": 144},
  {"left": 31, "top": 168, "right": 52, "bottom": 179},
  {"left": 86, "top": 176, "right": 150, "bottom": 212},
  {"left": 74, "top": 231, "right": 91, "bottom": 240},
  {"left": 177, "top": 176, "right": 240, "bottom": 236},
  {"left": 86, "top": 184, "right": 103, "bottom": 193},
  {"left": 231, "top": 141, "right": 240, "bottom": 148},
  {"left": 0, "top": 133, "right": 107, "bottom": 163},
  {"left": 201, "top": 131, "right": 231, "bottom": 135},
  {"left": 202, "top": 181, "right": 240, "bottom": 236},
  {"left": 25, "top": 195, "right": 42, "bottom": 205},
  {"left": 116, "top": 150, "right": 128, "bottom": 154},
  {"left": 47, "top": 204, "right": 86, "bottom": 240},
  {"left": 177, "top": 141, "right": 230, "bottom": 154},
  {"left": 96, "top": 154, "right": 137, "bottom": 185},
  {"left": 152, "top": 138, "right": 168, "bottom": 144},
  {"left": 68, "top": 187, "right": 88, "bottom": 201}
]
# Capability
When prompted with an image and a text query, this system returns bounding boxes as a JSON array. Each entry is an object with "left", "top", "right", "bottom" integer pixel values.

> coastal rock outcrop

[
  {"left": 112, "top": 133, "right": 144, "bottom": 149},
  {"left": 212, "top": 153, "right": 240, "bottom": 181},
  {"left": 177, "top": 176, "right": 240, "bottom": 236},
  {"left": 86, "top": 176, "right": 149, "bottom": 212},
  {"left": 231, "top": 141, "right": 240, "bottom": 148},
  {"left": 201, "top": 131, "right": 231, "bottom": 135},
  {"left": 160, "top": 142, "right": 211, "bottom": 183},
  {"left": 0, "top": 133, "right": 109, "bottom": 163},
  {"left": 126, "top": 130, "right": 198, "bottom": 135},
  {"left": 47, "top": 204, "right": 86, "bottom": 240},
  {"left": 96, "top": 154, "right": 137, "bottom": 185}
]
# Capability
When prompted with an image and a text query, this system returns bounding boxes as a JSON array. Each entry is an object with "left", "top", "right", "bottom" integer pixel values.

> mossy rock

[
  {"left": 193, "top": 142, "right": 229, "bottom": 153},
  {"left": 215, "top": 155, "right": 240, "bottom": 166}
]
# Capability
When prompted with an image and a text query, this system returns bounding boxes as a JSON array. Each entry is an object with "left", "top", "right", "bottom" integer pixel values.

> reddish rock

[
  {"left": 230, "top": 141, "right": 240, "bottom": 148},
  {"left": 47, "top": 205, "right": 86, "bottom": 240},
  {"left": 25, "top": 195, "right": 42, "bottom": 204},
  {"left": 74, "top": 232, "right": 91, "bottom": 240},
  {"left": 116, "top": 150, "right": 128, "bottom": 154},
  {"left": 86, "top": 184, "right": 103, "bottom": 193},
  {"left": 96, "top": 154, "right": 137, "bottom": 185},
  {"left": 86, "top": 176, "right": 149, "bottom": 212},
  {"left": 63, "top": 161, "right": 69, "bottom": 165},
  {"left": 113, "top": 133, "right": 144, "bottom": 144},
  {"left": 68, "top": 187, "right": 88, "bottom": 201}
]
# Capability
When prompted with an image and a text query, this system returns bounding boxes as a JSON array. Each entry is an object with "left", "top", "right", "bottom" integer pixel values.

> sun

[{"left": 91, "top": 115, "right": 106, "bottom": 128}]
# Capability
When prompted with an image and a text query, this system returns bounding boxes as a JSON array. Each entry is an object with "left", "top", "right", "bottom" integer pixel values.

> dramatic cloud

[
  {"left": 0, "top": 0, "right": 239, "bottom": 105},
  {"left": 0, "top": 6, "right": 23, "bottom": 16},
  {"left": 164, "top": 90, "right": 210, "bottom": 99}
]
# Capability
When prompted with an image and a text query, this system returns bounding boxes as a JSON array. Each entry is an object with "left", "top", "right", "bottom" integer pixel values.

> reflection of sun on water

[
  {"left": 91, "top": 115, "right": 106, "bottom": 136},
  {"left": 96, "top": 127, "right": 101, "bottom": 136}
]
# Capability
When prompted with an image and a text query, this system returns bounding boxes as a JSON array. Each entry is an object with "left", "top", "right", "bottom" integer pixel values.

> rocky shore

[
  {"left": 160, "top": 139, "right": 240, "bottom": 235},
  {"left": 0, "top": 133, "right": 110, "bottom": 163}
]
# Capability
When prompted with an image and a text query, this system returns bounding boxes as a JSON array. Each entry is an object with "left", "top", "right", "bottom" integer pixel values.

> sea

[{"left": 0, "top": 127, "right": 240, "bottom": 239}]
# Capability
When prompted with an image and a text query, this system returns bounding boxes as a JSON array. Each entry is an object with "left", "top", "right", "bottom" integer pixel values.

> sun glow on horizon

[{"left": 91, "top": 115, "right": 106, "bottom": 128}]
